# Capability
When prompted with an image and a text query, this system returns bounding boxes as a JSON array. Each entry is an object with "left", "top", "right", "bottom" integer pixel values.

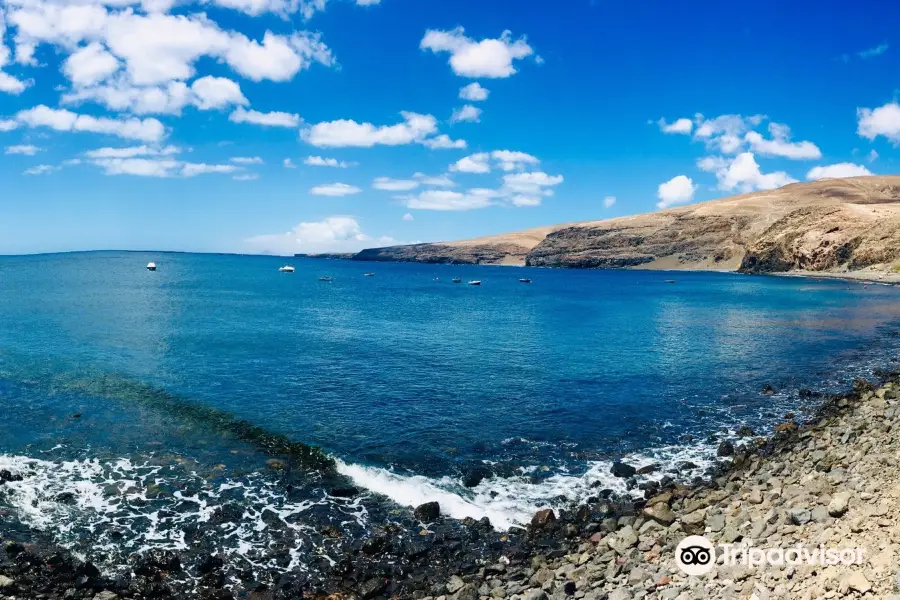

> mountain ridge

[{"left": 351, "top": 176, "right": 900, "bottom": 277}]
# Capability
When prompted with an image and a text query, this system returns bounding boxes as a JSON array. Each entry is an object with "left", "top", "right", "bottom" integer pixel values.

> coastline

[{"left": 3, "top": 372, "right": 900, "bottom": 599}]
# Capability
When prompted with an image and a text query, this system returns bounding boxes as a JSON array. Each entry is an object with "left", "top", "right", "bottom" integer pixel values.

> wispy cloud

[{"left": 859, "top": 42, "right": 889, "bottom": 59}]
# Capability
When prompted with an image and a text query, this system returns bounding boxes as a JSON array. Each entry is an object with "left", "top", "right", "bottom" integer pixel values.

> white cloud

[
  {"left": 23, "top": 164, "right": 59, "bottom": 175},
  {"left": 421, "top": 134, "right": 467, "bottom": 150},
  {"left": 310, "top": 182, "right": 362, "bottom": 196},
  {"left": 372, "top": 176, "right": 419, "bottom": 191},
  {"left": 450, "top": 152, "right": 491, "bottom": 174},
  {"left": 402, "top": 212, "right": 414, "bottom": 221},
  {"left": 230, "top": 156, "right": 263, "bottom": 164},
  {"left": 62, "top": 42, "right": 119, "bottom": 87},
  {"left": 858, "top": 102, "right": 900, "bottom": 144},
  {"left": 420, "top": 27, "right": 535, "bottom": 78},
  {"left": 0, "top": 72, "right": 29, "bottom": 94},
  {"left": 224, "top": 31, "right": 334, "bottom": 82},
  {"left": 302, "top": 111, "right": 437, "bottom": 147},
  {"left": 229, "top": 106, "right": 300, "bottom": 127},
  {"left": 84, "top": 145, "right": 181, "bottom": 158},
  {"left": 5, "top": 144, "right": 41, "bottom": 156},
  {"left": 305, "top": 155, "right": 353, "bottom": 167},
  {"left": 604, "top": 195, "right": 616, "bottom": 208},
  {"left": 491, "top": 150, "right": 539, "bottom": 171},
  {"left": 459, "top": 82, "right": 488, "bottom": 101},
  {"left": 0, "top": 13, "right": 29, "bottom": 94},
  {"left": 0, "top": 119, "right": 17, "bottom": 131},
  {"left": 656, "top": 175, "right": 697, "bottom": 209},
  {"left": 709, "top": 152, "right": 797, "bottom": 193},
  {"left": 858, "top": 42, "right": 889, "bottom": 59},
  {"left": 868, "top": 149, "right": 879, "bottom": 162},
  {"left": 806, "top": 163, "right": 873, "bottom": 180},
  {"left": 233, "top": 173, "right": 259, "bottom": 181},
  {"left": 692, "top": 113, "right": 764, "bottom": 154},
  {"left": 498, "top": 171, "right": 563, "bottom": 206},
  {"left": 14, "top": 105, "right": 165, "bottom": 142},
  {"left": 91, "top": 157, "right": 181, "bottom": 177},
  {"left": 657, "top": 117, "right": 692, "bottom": 135},
  {"left": 450, "top": 104, "right": 482, "bottom": 123},
  {"left": 283, "top": 158, "right": 296, "bottom": 168},
  {"left": 189, "top": 76, "right": 248, "bottom": 110},
  {"left": 745, "top": 123, "right": 821, "bottom": 159},
  {"left": 181, "top": 163, "right": 239, "bottom": 177},
  {"left": 413, "top": 172, "right": 455, "bottom": 187},
  {"left": 401, "top": 189, "right": 493, "bottom": 211},
  {"left": 89, "top": 156, "right": 238, "bottom": 178},
  {"left": 244, "top": 216, "right": 377, "bottom": 255}
]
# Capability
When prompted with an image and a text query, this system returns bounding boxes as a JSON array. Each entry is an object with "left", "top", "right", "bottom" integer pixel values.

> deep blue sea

[{"left": 2, "top": 251, "right": 900, "bottom": 571}]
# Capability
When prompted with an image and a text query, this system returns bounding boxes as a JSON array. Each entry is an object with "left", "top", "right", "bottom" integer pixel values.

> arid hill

[{"left": 353, "top": 176, "right": 900, "bottom": 277}]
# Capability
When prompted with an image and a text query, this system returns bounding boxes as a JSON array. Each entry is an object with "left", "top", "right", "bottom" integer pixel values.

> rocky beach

[{"left": 2, "top": 373, "right": 899, "bottom": 600}]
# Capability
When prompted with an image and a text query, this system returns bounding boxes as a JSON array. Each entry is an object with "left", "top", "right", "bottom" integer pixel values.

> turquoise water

[{"left": 1, "top": 251, "right": 899, "bottom": 561}]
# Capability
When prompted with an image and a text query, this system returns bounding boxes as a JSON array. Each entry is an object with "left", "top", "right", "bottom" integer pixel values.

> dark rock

[
  {"left": 530, "top": 508, "right": 556, "bottom": 528},
  {"left": 461, "top": 465, "right": 492, "bottom": 488},
  {"left": 133, "top": 550, "right": 181, "bottom": 578},
  {"left": 736, "top": 425, "right": 756, "bottom": 437},
  {"left": 564, "top": 581, "right": 577, "bottom": 595},
  {"left": 610, "top": 461, "right": 636, "bottom": 478},
  {"left": 55, "top": 492, "right": 78, "bottom": 505},
  {"left": 717, "top": 440, "right": 735, "bottom": 457},
  {"left": 328, "top": 486, "right": 358, "bottom": 498},
  {"left": 762, "top": 384, "right": 776, "bottom": 395},
  {"left": 359, "top": 577, "right": 387, "bottom": 599},
  {"left": 413, "top": 501, "right": 440, "bottom": 521},
  {"left": 636, "top": 463, "right": 659, "bottom": 475},
  {"left": 197, "top": 555, "right": 224, "bottom": 575}
]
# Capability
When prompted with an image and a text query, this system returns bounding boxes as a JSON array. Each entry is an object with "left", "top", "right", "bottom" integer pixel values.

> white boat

[
  {"left": 364, "top": 272, "right": 375, "bottom": 277},
  {"left": 468, "top": 280, "right": 481, "bottom": 286},
  {"left": 146, "top": 262, "right": 157, "bottom": 271},
  {"left": 279, "top": 265, "right": 295, "bottom": 273}
]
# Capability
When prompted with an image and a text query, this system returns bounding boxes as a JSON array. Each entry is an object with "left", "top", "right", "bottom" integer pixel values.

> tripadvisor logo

[
  {"left": 675, "top": 536, "right": 866, "bottom": 575},
  {"left": 675, "top": 536, "right": 715, "bottom": 575}
]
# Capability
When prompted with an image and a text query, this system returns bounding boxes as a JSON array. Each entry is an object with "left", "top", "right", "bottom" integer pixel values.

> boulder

[
  {"left": 530, "top": 508, "right": 556, "bottom": 528},
  {"left": 414, "top": 501, "right": 441, "bottom": 521},
  {"left": 642, "top": 504, "right": 676, "bottom": 526},
  {"left": 717, "top": 440, "right": 735, "bottom": 457},
  {"left": 828, "top": 492, "right": 851, "bottom": 517},
  {"left": 610, "top": 461, "right": 636, "bottom": 478}
]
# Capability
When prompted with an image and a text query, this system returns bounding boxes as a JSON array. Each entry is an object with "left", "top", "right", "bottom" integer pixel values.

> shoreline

[{"left": 3, "top": 371, "right": 899, "bottom": 599}]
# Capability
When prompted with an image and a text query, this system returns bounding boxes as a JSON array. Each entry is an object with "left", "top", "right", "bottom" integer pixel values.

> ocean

[{"left": 1, "top": 251, "right": 899, "bottom": 583}]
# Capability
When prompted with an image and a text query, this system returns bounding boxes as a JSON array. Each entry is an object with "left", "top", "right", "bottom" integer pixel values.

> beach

[{"left": 2, "top": 374, "right": 900, "bottom": 599}]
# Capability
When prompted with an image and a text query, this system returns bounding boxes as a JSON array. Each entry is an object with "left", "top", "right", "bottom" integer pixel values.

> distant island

[{"left": 316, "top": 176, "right": 900, "bottom": 279}]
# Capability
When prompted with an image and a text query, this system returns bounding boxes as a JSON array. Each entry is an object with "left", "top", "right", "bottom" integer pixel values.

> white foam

[{"left": 335, "top": 438, "right": 723, "bottom": 531}]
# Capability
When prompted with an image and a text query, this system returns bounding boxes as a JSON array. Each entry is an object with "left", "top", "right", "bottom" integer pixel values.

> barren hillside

[{"left": 354, "top": 176, "right": 900, "bottom": 277}]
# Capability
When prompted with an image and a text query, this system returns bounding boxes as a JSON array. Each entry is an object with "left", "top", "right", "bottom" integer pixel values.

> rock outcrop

[{"left": 352, "top": 176, "right": 900, "bottom": 276}]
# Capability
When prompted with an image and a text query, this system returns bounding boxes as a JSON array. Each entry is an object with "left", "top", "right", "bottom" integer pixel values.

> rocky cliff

[{"left": 353, "top": 176, "right": 900, "bottom": 276}]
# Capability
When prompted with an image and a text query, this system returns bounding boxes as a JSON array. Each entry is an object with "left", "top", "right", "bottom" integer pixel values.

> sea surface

[{"left": 2, "top": 251, "right": 900, "bottom": 577}]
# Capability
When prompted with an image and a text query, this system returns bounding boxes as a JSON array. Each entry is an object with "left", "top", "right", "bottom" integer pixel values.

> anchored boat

[{"left": 146, "top": 262, "right": 157, "bottom": 271}]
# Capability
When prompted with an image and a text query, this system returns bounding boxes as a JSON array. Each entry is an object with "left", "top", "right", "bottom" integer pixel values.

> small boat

[
  {"left": 664, "top": 279, "right": 676, "bottom": 284},
  {"left": 519, "top": 278, "right": 532, "bottom": 284},
  {"left": 468, "top": 280, "right": 481, "bottom": 286},
  {"left": 452, "top": 277, "right": 462, "bottom": 283},
  {"left": 279, "top": 265, "right": 295, "bottom": 273},
  {"left": 364, "top": 272, "right": 375, "bottom": 277},
  {"left": 319, "top": 276, "right": 334, "bottom": 282},
  {"left": 146, "top": 262, "right": 157, "bottom": 271}
]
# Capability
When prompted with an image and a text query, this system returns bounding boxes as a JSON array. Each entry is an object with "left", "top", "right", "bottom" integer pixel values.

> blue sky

[{"left": 1, "top": 0, "right": 899, "bottom": 255}]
